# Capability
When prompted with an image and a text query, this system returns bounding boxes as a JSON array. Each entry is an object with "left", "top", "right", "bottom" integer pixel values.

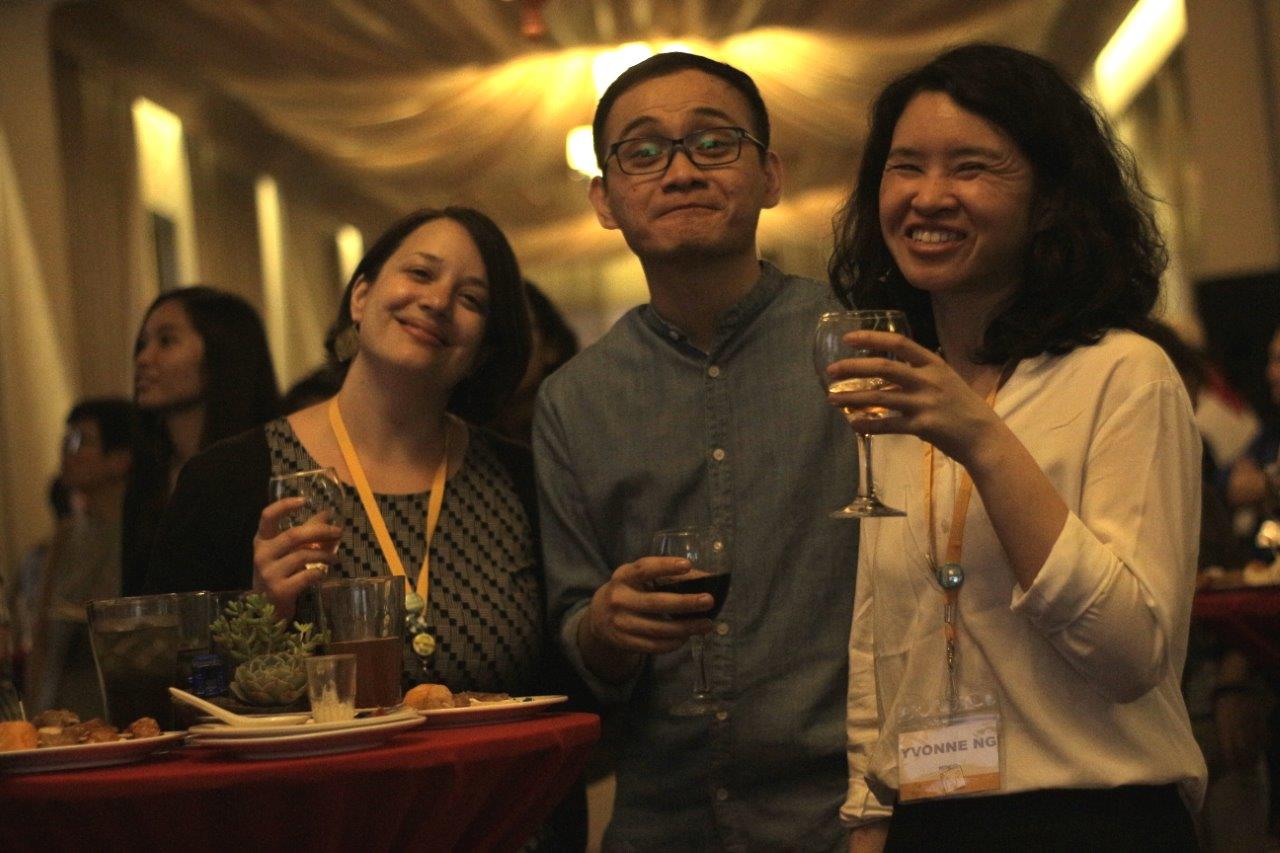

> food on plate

[
  {"left": 9, "top": 710, "right": 164, "bottom": 750},
  {"left": 0, "top": 721, "right": 38, "bottom": 752},
  {"left": 403, "top": 683, "right": 454, "bottom": 711},
  {"left": 454, "top": 691, "right": 512, "bottom": 705},
  {"left": 79, "top": 720, "right": 122, "bottom": 744},
  {"left": 37, "top": 726, "right": 81, "bottom": 748},
  {"left": 32, "top": 709, "right": 79, "bottom": 729},
  {"left": 402, "top": 683, "right": 513, "bottom": 711},
  {"left": 127, "top": 717, "right": 162, "bottom": 739}
]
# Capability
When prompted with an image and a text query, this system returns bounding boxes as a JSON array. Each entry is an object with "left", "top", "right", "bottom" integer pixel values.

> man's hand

[{"left": 577, "top": 557, "right": 716, "bottom": 682}]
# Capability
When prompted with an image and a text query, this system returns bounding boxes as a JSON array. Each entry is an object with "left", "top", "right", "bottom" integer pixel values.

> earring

[{"left": 334, "top": 324, "right": 360, "bottom": 362}]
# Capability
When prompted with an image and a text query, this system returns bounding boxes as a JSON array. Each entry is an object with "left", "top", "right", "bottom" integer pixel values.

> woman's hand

[
  {"left": 252, "top": 497, "right": 341, "bottom": 620},
  {"left": 825, "top": 330, "right": 1007, "bottom": 468},
  {"left": 828, "top": 329, "right": 1068, "bottom": 592}
]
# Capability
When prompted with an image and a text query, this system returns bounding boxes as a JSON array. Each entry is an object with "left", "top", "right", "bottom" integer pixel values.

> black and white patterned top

[{"left": 265, "top": 418, "right": 543, "bottom": 694}]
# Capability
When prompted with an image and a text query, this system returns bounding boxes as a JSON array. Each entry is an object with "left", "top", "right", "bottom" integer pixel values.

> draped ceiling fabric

[{"left": 51, "top": 0, "right": 1131, "bottom": 267}]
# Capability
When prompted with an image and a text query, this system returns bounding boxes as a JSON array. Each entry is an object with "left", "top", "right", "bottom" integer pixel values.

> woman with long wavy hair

[
  {"left": 123, "top": 286, "right": 279, "bottom": 594},
  {"left": 830, "top": 44, "right": 1205, "bottom": 851}
]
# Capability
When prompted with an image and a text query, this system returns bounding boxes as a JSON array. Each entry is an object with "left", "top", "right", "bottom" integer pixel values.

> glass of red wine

[{"left": 652, "top": 525, "right": 730, "bottom": 716}]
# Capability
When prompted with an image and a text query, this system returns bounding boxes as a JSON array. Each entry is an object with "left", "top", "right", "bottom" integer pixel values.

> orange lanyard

[
  {"left": 922, "top": 367, "right": 1010, "bottom": 698},
  {"left": 327, "top": 398, "right": 450, "bottom": 607}
]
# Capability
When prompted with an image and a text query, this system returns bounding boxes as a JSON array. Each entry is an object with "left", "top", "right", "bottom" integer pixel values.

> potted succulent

[{"left": 210, "top": 594, "right": 326, "bottom": 708}]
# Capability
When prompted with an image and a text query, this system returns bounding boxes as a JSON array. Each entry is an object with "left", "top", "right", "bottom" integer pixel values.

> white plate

[
  {"left": 417, "top": 695, "right": 567, "bottom": 727},
  {"left": 188, "top": 708, "right": 419, "bottom": 739},
  {"left": 0, "top": 732, "right": 186, "bottom": 774},
  {"left": 187, "top": 714, "right": 423, "bottom": 759}
]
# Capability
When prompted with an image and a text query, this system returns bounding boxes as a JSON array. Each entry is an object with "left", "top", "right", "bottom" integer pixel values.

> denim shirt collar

[{"left": 638, "top": 260, "right": 788, "bottom": 355}]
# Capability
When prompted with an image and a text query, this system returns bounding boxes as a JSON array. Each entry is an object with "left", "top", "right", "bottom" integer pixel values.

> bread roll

[
  {"left": 403, "top": 682, "right": 454, "bottom": 711},
  {"left": 0, "top": 721, "right": 38, "bottom": 752}
]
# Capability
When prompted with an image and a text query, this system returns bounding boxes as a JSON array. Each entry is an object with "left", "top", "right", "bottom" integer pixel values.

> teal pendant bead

[{"left": 936, "top": 562, "right": 965, "bottom": 590}]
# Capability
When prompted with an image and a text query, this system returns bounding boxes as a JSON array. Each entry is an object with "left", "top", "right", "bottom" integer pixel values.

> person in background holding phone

[{"left": 827, "top": 44, "right": 1205, "bottom": 851}]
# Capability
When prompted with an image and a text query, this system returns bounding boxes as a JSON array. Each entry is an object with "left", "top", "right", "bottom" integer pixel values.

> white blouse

[{"left": 842, "top": 330, "right": 1208, "bottom": 826}]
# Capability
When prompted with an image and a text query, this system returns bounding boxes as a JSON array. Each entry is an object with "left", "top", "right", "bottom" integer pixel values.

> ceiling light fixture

[{"left": 1093, "top": 0, "right": 1186, "bottom": 115}]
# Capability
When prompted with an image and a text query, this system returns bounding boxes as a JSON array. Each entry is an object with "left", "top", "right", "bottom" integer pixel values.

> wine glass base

[
  {"left": 669, "top": 696, "right": 723, "bottom": 717},
  {"left": 830, "top": 498, "right": 906, "bottom": 518}
]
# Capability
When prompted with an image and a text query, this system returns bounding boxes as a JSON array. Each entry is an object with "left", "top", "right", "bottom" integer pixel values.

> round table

[{"left": 0, "top": 711, "right": 599, "bottom": 853}]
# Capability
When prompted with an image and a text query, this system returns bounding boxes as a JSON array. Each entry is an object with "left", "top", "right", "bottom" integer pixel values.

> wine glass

[
  {"left": 813, "top": 309, "right": 913, "bottom": 518},
  {"left": 651, "top": 526, "right": 730, "bottom": 717},
  {"left": 269, "top": 467, "right": 344, "bottom": 571}
]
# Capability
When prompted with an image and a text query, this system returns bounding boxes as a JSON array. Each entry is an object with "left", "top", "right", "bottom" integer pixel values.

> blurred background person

[
  {"left": 1143, "top": 321, "right": 1273, "bottom": 852},
  {"left": 1225, "top": 324, "right": 1280, "bottom": 556},
  {"left": 491, "top": 280, "right": 580, "bottom": 445},
  {"left": 122, "top": 286, "right": 280, "bottom": 595},
  {"left": 23, "top": 398, "right": 134, "bottom": 717},
  {"left": 4, "top": 477, "right": 72, "bottom": 696},
  {"left": 280, "top": 364, "right": 344, "bottom": 416}
]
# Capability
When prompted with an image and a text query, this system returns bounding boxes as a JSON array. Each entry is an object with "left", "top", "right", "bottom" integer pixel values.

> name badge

[{"left": 898, "top": 712, "right": 1001, "bottom": 802}]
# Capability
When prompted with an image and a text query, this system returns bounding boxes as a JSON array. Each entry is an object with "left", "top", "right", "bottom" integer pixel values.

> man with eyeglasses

[
  {"left": 534, "top": 52, "right": 857, "bottom": 850},
  {"left": 20, "top": 399, "right": 134, "bottom": 716}
]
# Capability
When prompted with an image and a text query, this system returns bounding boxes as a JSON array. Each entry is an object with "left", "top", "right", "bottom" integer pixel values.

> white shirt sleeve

[{"left": 1011, "top": 378, "right": 1201, "bottom": 702}]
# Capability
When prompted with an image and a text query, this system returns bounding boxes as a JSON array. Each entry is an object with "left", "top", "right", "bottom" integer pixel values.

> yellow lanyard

[
  {"left": 327, "top": 398, "right": 450, "bottom": 608},
  {"left": 922, "top": 367, "right": 1010, "bottom": 700}
]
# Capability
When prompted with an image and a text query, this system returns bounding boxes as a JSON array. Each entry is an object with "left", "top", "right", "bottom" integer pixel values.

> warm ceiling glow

[
  {"left": 592, "top": 41, "right": 653, "bottom": 97},
  {"left": 1093, "top": 0, "right": 1186, "bottom": 115},
  {"left": 565, "top": 124, "right": 600, "bottom": 178}
]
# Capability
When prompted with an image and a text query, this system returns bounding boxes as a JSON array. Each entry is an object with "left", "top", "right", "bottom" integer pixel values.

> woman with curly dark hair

[{"left": 830, "top": 45, "right": 1205, "bottom": 851}]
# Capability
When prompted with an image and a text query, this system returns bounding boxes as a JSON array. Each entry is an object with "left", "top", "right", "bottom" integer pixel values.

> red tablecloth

[
  {"left": 0, "top": 712, "right": 599, "bottom": 853},
  {"left": 1193, "top": 586, "right": 1280, "bottom": 672}
]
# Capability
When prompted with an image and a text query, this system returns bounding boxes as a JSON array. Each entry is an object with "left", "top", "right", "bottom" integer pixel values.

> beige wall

[
  {"left": 1182, "top": 0, "right": 1280, "bottom": 279},
  {"left": 0, "top": 3, "right": 400, "bottom": 583},
  {"left": 0, "top": 1, "right": 79, "bottom": 580}
]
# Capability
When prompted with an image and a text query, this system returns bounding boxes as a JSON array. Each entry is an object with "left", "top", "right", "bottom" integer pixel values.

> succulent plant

[
  {"left": 229, "top": 653, "right": 308, "bottom": 707},
  {"left": 211, "top": 594, "right": 326, "bottom": 665}
]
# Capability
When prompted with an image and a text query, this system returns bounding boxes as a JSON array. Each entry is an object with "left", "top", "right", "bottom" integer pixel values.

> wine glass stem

[
  {"left": 855, "top": 429, "right": 878, "bottom": 501},
  {"left": 690, "top": 635, "right": 710, "bottom": 699}
]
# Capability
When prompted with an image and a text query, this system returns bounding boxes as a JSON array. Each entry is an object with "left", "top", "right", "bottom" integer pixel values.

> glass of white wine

[
  {"left": 813, "top": 309, "right": 912, "bottom": 518},
  {"left": 269, "top": 467, "right": 343, "bottom": 571},
  {"left": 652, "top": 526, "right": 730, "bottom": 717}
]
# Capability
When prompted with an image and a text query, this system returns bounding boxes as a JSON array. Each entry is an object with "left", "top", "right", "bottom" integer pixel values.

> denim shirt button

[
  {"left": 707, "top": 365, "right": 721, "bottom": 378},
  {"left": 715, "top": 787, "right": 730, "bottom": 802},
  {"left": 716, "top": 622, "right": 730, "bottom": 636},
  {"left": 711, "top": 448, "right": 726, "bottom": 462}
]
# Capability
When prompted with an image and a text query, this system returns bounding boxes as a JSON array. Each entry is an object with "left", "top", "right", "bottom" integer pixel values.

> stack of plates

[{"left": 187, "top": 709, "right": 424, "bottom": 759}]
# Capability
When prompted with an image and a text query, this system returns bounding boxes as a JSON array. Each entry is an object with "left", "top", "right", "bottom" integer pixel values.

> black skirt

[{"left": 885, "top": 784, "right": 1197, "bottom": 852}]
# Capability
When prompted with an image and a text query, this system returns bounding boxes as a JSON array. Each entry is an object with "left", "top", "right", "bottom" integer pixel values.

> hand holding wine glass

[
  {"left": 652, "top": 525, "right": 729, "bottom": 716},
  {"left": 253, "top": 468, "right": 344, "bottom": 618},
  {"left": 814, "top": 310, "right": 913, "bottom": 518}
]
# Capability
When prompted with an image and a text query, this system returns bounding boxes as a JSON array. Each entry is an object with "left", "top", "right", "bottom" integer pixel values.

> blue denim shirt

[{"left": 534, "top": 263, "right": 858, "bottom": 851}]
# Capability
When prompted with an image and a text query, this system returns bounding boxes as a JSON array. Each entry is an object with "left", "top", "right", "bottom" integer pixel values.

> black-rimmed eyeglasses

[{"left": 604, "top": 126, "right": 766, "bottom": 176}]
